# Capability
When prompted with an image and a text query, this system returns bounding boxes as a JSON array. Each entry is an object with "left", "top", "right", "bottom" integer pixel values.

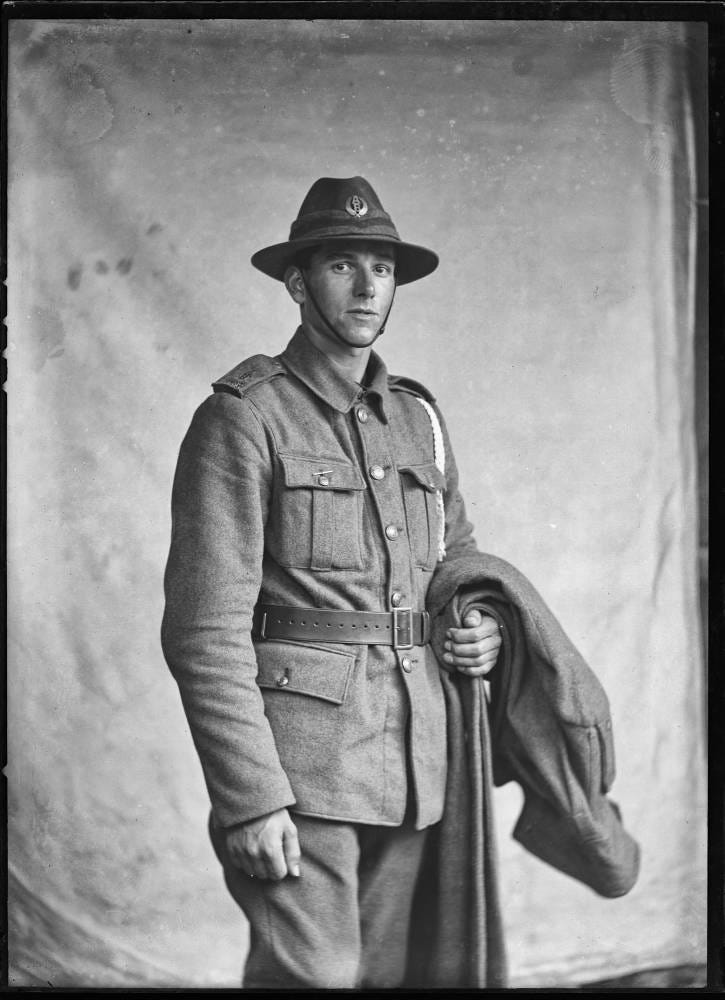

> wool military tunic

[{"left": 162, "top": 326, "right": 479, "bottom": 832}]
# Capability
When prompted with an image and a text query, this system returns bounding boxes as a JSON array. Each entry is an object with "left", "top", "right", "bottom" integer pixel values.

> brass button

[
  {"left": 401, "top": 656, "right": 412, "bottom": 673},
  {"left": 276, "top": 675, "right": 289, "bottom": 688},
  {"left": 356, "top": 407, "right": 369, "bottom": 423},
  {"left": 370, "top": 464, "right": 385, "bottom": 481},
  {"left": 318, "top": 475, "right": 330, "bottom": 487},
  {"left": 391, "top": 591, "right": 403, "bottom": 607},
  {"left": 385, "top": 524, "right": 399, "bottom": 540}
]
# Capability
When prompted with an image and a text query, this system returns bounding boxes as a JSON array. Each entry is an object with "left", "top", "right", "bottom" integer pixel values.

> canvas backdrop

[{"left": 7, "top": 18, "right": 707, "bottom": 988}]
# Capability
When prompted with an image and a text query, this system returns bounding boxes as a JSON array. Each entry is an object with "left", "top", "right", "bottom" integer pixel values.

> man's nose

[{"left": 354, "top": 267, "right": 376, "bottom": 297}]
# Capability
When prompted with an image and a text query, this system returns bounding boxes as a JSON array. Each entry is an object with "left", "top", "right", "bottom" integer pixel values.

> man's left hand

[{"left": 443, "top": 608, "right": 502, "bottom": 677}]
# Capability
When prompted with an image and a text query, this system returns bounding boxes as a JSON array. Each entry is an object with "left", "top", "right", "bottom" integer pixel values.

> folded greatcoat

[{"left": 405, "top": 552, "right": 641, "bottom": 989}]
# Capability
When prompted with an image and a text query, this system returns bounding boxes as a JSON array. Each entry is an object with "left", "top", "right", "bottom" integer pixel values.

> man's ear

[{"left": 284, "top": 265, "right": 306, "bottom": 305}]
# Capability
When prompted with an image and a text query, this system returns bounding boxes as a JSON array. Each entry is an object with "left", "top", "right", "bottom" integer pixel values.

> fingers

[
  {"left": 254, "top": 818, "right": 288, "bottom": 880},
  {"left": 443, "top": 613, "right": 502, "bottom": 675},
  {"left": 454, "top": 652, "right": 499, "bottom": 677},
  {"left": 447, "top": 614, "right": 500, "bottom": 644},
  {"left": 461, "top": 608, "right": 483, "bottom": 628},
  {"left": 260, "top": 815, "right": 299, "bottom": 881},
  {"left": 447, "top": 633, "right": 501, "bottom": 659},
  {"left": 283, "top": 821, "right": 302, "bottom": 879},
  {"left": 225, "top": 809, "right": 301, "bottom": 882},
  {"left": 228, "top": 839, "right": 258, "bottom": 879}
]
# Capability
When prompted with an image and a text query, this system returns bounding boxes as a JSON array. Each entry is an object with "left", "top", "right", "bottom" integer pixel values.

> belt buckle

[
  {"left": 392, "top": 607, "right": 414, "bottom": 650},
  {"left": 259, "top": 611, "right": 269, "bottom": 639},
  {"left": 420, "top": 610, "right": 431, "bottom": 645}
]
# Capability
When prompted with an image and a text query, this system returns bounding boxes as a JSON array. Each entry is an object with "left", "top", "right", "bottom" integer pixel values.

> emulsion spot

[
  {"left": 22, "top": 38, "right": 49, "bottom": 67},
  {"left": 67, "top": 265, "right": 82, "bottom": 290},
  {"left": 116, "top": 257, "right": 133, "bottom": 275},
  {"left": 95, "top": 260, "right": 109, "bottom": 274},
  {"left": 512, "top": 55, "right": 533, "bottom": 75},
  {"left": 29, "top": 305, "right": 66, "bottom": 372},
  {"left": 146, "top": 222, "right": 163, "bottom": 236}
]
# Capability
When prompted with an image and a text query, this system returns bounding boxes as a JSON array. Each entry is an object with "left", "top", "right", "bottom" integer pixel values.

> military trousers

[{"left": 213, "top": 812, "right": 431, "bottom": 989}]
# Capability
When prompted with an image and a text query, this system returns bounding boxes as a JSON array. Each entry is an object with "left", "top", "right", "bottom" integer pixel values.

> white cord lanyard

[{"left": 415, "top": 397, "right": 447, "bottom": 562}]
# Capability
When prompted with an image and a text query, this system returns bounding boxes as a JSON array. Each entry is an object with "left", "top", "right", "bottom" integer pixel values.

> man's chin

[
  {"left": 304, "top": 316, "right": 384, "bottom": 352},
  {"left": 340, "top": 323, "right": 382, "bottom": 347}
]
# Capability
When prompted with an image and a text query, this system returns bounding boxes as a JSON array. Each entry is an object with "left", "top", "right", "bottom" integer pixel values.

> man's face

[{"left": 301, "top": 242, "right": 396, "bottom": 350}]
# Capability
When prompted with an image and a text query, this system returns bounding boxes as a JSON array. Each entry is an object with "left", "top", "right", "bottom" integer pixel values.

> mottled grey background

[{"left": 7, "top": 18, "right": 706, "bottom": 987}]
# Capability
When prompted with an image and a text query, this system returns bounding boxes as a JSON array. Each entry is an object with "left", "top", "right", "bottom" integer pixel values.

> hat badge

[{"left": 345, "top": 193, "right": 368, "bottom": 218}]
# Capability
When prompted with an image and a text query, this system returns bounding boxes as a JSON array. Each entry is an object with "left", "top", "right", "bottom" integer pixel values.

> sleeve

[{"left": 160, "top": 391, "right": 296, "bottom": 828}]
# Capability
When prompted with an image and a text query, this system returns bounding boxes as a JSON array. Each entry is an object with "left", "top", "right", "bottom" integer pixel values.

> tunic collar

[{"left": 279, "top": 326, "right": 391, "bottom": 422}]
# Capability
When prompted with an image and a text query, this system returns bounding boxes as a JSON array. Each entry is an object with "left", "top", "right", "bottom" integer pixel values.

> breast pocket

[
  {"left": 270, "top": 454, "right": 366, "bottom": 570},
  {"left": 398, "top": 462, "right": 446, "bottom": 570}
]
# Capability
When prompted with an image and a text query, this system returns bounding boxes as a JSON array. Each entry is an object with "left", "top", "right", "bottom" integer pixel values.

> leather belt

[{"left": 253, "top": 604, "right": 430, "bottom": 650}]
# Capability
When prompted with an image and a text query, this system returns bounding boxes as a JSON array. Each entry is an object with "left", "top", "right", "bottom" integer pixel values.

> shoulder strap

[
  {"left": 212, "top": 354, "right": 285, "bottom": 397},
  {"left": 387, "top": 373, "right": 436, "bottom": 403}
]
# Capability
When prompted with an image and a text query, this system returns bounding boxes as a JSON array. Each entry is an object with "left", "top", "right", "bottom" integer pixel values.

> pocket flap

[
  {"left": 254, "top": 639, "right": 355, "bottom": 704},
  {"left": 399, "top": 462, "right": 446, "bottom": 492},
  {"left": 279, "top": 454, "right": 366, "bottom": 491}
]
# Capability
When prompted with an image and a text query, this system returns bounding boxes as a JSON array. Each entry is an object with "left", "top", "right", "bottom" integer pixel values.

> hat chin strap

[{"left": 301, "top": 270, "right": 396, "bottom": 348}]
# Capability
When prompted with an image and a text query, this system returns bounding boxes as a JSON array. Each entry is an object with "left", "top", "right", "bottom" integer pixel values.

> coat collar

[{"left": 279, "top": 327, "right": 391, "bottom": 422}]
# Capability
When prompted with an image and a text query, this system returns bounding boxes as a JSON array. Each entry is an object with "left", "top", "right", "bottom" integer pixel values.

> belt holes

[
  {"left": 313, "top": 621, "right": 319, "bottom": 627},
  {"left": 300, "top": 620, "right": 306, "bottom": 625},
  {"left": 351, "top": 624, "right": 356, "bottom": 628}
]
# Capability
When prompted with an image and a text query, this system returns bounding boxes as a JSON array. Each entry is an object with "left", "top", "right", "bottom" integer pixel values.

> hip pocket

[{"left": 254, "top": 638, "right": 356, "bottom": 704}]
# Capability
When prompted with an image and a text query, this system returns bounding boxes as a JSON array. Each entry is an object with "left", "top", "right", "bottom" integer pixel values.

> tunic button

[
  {"left": 385, "top": 524, "right": 399, "bottom": 540},
  {"left": 318, "top": 475, "right": 330, "bottom": 487},
  {"left": 356, "top": 407, "right": 369, "bottom": 423},
  {"left": 401, "top": 656, "right": 412, "bottom": 673},
  {"left": 276, "top": 675, "right": 289, "bottom": 688},
  {"left": 370, "top": 464, "right": 385, "bottom": 481},
  {"left": 391, "top": 591, "right": 403, "bottom": 607}
]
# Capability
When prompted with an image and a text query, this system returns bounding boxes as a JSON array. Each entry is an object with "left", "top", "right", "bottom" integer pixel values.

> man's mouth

[{"left": 347, "top": 309, "right": 378, "bottom": 316}]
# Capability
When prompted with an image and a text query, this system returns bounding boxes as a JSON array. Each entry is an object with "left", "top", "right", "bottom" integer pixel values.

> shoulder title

[
  {"left": 387, "top": 373, "right": 436, "bottom": 403},
  {"left": 212, "top": 354, "right": 286, "bottom": 397}
]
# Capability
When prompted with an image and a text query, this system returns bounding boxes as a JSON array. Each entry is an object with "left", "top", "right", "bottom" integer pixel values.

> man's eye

[
  {"left": 374, "top": 265, "right": 392, "bottom": 275},
  {"left": 333, "top": 262, "right": 351, "bottom": 272}
]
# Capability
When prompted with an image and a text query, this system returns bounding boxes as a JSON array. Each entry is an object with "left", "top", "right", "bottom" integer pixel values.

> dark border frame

[{"left": 1, "top": 1, "right": 721, "bottom": 992}]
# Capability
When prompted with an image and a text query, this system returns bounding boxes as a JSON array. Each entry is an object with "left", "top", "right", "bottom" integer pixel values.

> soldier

[{"left": 161, "top": 176, "right": 503, "bottom": 988}]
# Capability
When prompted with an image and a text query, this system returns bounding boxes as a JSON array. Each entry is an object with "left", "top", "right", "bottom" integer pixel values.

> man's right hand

[{"left": 225, "top": 808, "right": 301, "bottom": 881}]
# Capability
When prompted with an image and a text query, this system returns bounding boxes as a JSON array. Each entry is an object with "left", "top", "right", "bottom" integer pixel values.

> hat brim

[{"left": 251, "top": 235, "right": 438, "bottom": 286}]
